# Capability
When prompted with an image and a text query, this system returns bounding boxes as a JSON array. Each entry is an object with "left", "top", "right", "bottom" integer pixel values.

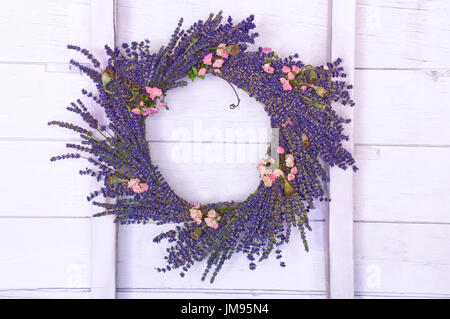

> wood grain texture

[
  {"left": 89, "top": 0, "right": 116, "bottom": 299},
  {"left": 0, "top": 63, "right": 99, "bottom": 140},
  {"left": 0, "top": 0, "right": 92, "bottom": 63},
  {"left": 354, "top": 146, "right": 450, "bottom": 223},
  {"left": 328, "top": 0, "right": 356, "bottom": 299},
  {"left": 117, "top": 289, "right": 326, "bottom": 299},
  {"left": 0, "top": 218, "right": 91, "bottom": 292},
  {"left": 354, "top": 222, "right": 450, "bottom": 296},
  {"left": 117, "top": 0, "right": 331, "bottom": 66},
  {"left": 354, "top": 69, "right": 450, "bottom": 146},
  {"left": 0, "top": 141, "right": 99, "bottom": 217},
  {"left": 117, "top": 221, "right": 327, "bottom": 292},
  {"left": 356, "top": 0, "right": 450, "bottom": 68}
]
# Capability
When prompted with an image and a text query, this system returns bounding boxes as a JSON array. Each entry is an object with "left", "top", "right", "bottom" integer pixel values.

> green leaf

[
  {"left": 198, "top": 75, "right": 205, "bottom": 80},
  {"left": 101, "top": 73, "right": 112, "bottom": 86},
  {"left": 308, "top": 69, "right": 318, "bottom": 83},
  {"left": 187, "top": 70, "right": 196, "bottom": 82},
  {"left": 191, "top": 37, "right": 199, "bottom": 44},
  {"left": 192, "top": 67, "right": 198, "bottom": 76},
  {"left": 314, "top": 102, "right": 325, "bottom": 111}
]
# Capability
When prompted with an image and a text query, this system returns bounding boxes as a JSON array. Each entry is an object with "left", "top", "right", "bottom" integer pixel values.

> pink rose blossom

[
  {"left": 217, "top": 44, "right": 229, "bottom": 59},
  {"left": 273, "top": 169, "right": 284, "bottom": 178},
  {"left": 262, "top": 175, "right": 273, "bottom": 187},
  {"left": 287, "top": 173, "right": 295, "bottom": 181},
  {"left": 277, "top": 146, "right": 285, "bottom": 154},
  {"left": 269, "top": 174, "right": 277, "bottom": 181},
  {"left": 145, "top": 87, "right": 162, "bottom": 100},
  {"left": 207, "top": 209, "right": 217, "bottom": 218},
  {"left": 257, "top": 163, "right": 267, "bottom": 174},
  {"left": 279, "top": 77, "right": 292, "bottom": 90},
  {"left": 213, "top": 59, "right": 224, "bottom": 68},
  {"left": 205, "top": 218, "right": 219, "bottom": 229},
  {"left": 268, "top": 158, "right": 275, "bottom": 164},
  {"left": 202, "top": 53, "right": 213, "bottom": 65},
  {"left": 282, "top": 66, "right": 291, "bottom": 73},
  {"left": 131, "top": 108, "right": 141, "bottom": 115},
  {"left": 214, "top": 69, "right": 222, "bottom": 74},
  {"left": 292, "top": 65, "right": 300, "bottom": 73},
  {"left": 193, "top": 202, "right": 200, "bottom": 209},
  {"left": 301, "top": 85, "right": 307, "bottom": 92},
  {"left": 261, "top": 47, "right": 272, "bottom": 54},
  {"left": 159, "top": 103, "right": 168, "bottom": 108},
  {"left": 128, "top": 178, "right": 140, "bottom": 188},
  {"left": 285, "top": 154, "right": 295, "bottom": 167},
  {"left": 198, "top": 68, "right": 207, "bottom": 76},
  {"left": 282, "top": 82, "right": 292, "bottom": 91},
  {"left": 262, "top": 63, "right": 274, "bottom": 73},
  {"left": 287, "top": 72, "right": 295, "bottom": 80},
  {"left": 143, "top": 107, "right": 158, "bottom": 116},
  {"left": 291, "top": 167, "right": 298, "bottom": 174},
  {"left": 139, "top": 101, "right": 144, "bottom": 107},
  {"left": 139, "top": 183, "right": 149, "bottom": 192}
]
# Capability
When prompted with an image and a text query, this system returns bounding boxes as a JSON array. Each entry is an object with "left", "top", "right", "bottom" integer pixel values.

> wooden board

[
  {"left": 355, "top": 146, "right": 450, "bottom": 223},
  {"left": 354, "top": 222, "right": 450, "bottom": 298},
  {"left": 117, "top": 0, "right": 331, "bottom": 66},
  {"left": 117, "top": 221, "right": 327, "bottom": 293},
  {"left": 0, "top": 0, "right": 92, "bottom": 63},
  {"left": 0, "top": 218, "right": 91, "bottom": 293},
  {"left": 354, "top": 69, "right": 450, "bottom": 146},
  {"left": 0, "top": 141, "right": 99, "bottom": 217},
  {"left": 356, "top": 0, "right": 450, "bottom": 69}
]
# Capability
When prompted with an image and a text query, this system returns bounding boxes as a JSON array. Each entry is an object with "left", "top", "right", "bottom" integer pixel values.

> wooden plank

[
  {"left": 354, "top": 146, "right": 450, "bottom": 223},
  {"left": 116, "top": 0, "right": 330, "bottom": 65},
  {"left": 356, "top": 0, "right": 450, "bottom": 69},
  {"left": 0, "top": 63, "right": 97, "bottom": 140},
  {"left": 355, "top": 70, "right": 450, "bottom": 145},
  {"left": 117, "top": 289, "right": 326, "bottom": 299},
  {"left": 0, "top": 0, "right": 92, "bottom": 63},
  {"left": 117, "top": 221, "right": 327, "bottom": 291},
  {"left": 328, "top": 0, "right": 356, "bottom": 299},
  {"left": 0, "top": 141, "right": 100, "bottom": 217},
  {"left": 145, "top": 76, "right": 271, "bottom": 143},
  {"left": 354, "top": 222, "right": 450, "bottom": 296},
  {"left": 0, "top": 218, "right": 91, "bottom": 294},
  {"left": 90, "top": 0, "right": 116, "bottom": 299}
]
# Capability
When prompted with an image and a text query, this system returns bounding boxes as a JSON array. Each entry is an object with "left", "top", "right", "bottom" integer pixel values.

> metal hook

[{"left": 226, "top": 79, "right": 240, "bottom": 109}]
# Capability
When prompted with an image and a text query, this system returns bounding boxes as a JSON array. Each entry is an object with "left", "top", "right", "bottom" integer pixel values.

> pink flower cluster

[
  {"left": 131, "top": 88, "right": 167, "bottom": 117},
  {"left": 284, "top": 153, "right": 298, "bottom": 181},
  {"left": 279, "top": 65, "right": 301, "bottom": 91},
  {"left": 189, "top": 203, "right": 221, "bottom": 229},
  {"left": 128, "top": 178, "right": 149, "bottom": 193},
  {"left": 200, "top": 43, "right": 229, "bottom": 75},
  {"left": 257, "top": 157, "right": 283, "bottom": 187}
]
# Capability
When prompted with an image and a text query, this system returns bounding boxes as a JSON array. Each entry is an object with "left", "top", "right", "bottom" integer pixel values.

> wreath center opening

[{"left": 145, "top": 75, "right": 272, "bottom": 204}]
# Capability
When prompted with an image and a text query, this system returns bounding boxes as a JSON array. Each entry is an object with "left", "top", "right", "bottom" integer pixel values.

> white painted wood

[
  {"left": 354, "top": 146, "right": 450, "bottom": 223},
  {"left": 0, "top": 289, "right": 90, "bottom": 299},
  {"left": 146, "top": 76, "right": 271, "bottom": 143},
  {"left": 89, "top": 0, "right": 116, "bottom": 299},
  {"left": 328, "top": 0, "right": 356, "bottom": 299},
  {"left": 354, "top": 222, "right": 450, "bottom": 297},
  {"left": 0, "top": 218, "right": 91, "bottom": 292},
  {"left": 0, "top": 0, "right": 92, "bottom": 63},
  {"left": 117, "top": 0, "right": 330, "bottom": 66},
  {"left": 356, "top": 0, "right": 450, "bottom": 69},
  {"left": 117, "top": 221, "right": 327, "bottom": 292},
  {"left": 0, "top": 141, "right": 101, "bottom": 217},
  {"left": 354, "top": 69, "right": 450, "bottom": 145},
  {"left": 117, "top": 289, "right": 326, "bottom": 299},
  {"left": 0, "top": 63, "right": 99, "bottom": 140}
]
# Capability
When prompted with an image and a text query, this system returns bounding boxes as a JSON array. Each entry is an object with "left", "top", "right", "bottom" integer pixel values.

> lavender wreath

[{"left": 49, "top": 12, "right": 356, "bottom": 283}]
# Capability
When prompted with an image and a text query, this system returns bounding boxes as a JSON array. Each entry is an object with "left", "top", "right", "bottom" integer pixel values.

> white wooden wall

[{"left": 0, "top": 0, "right": 449, "bottom": 299}]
